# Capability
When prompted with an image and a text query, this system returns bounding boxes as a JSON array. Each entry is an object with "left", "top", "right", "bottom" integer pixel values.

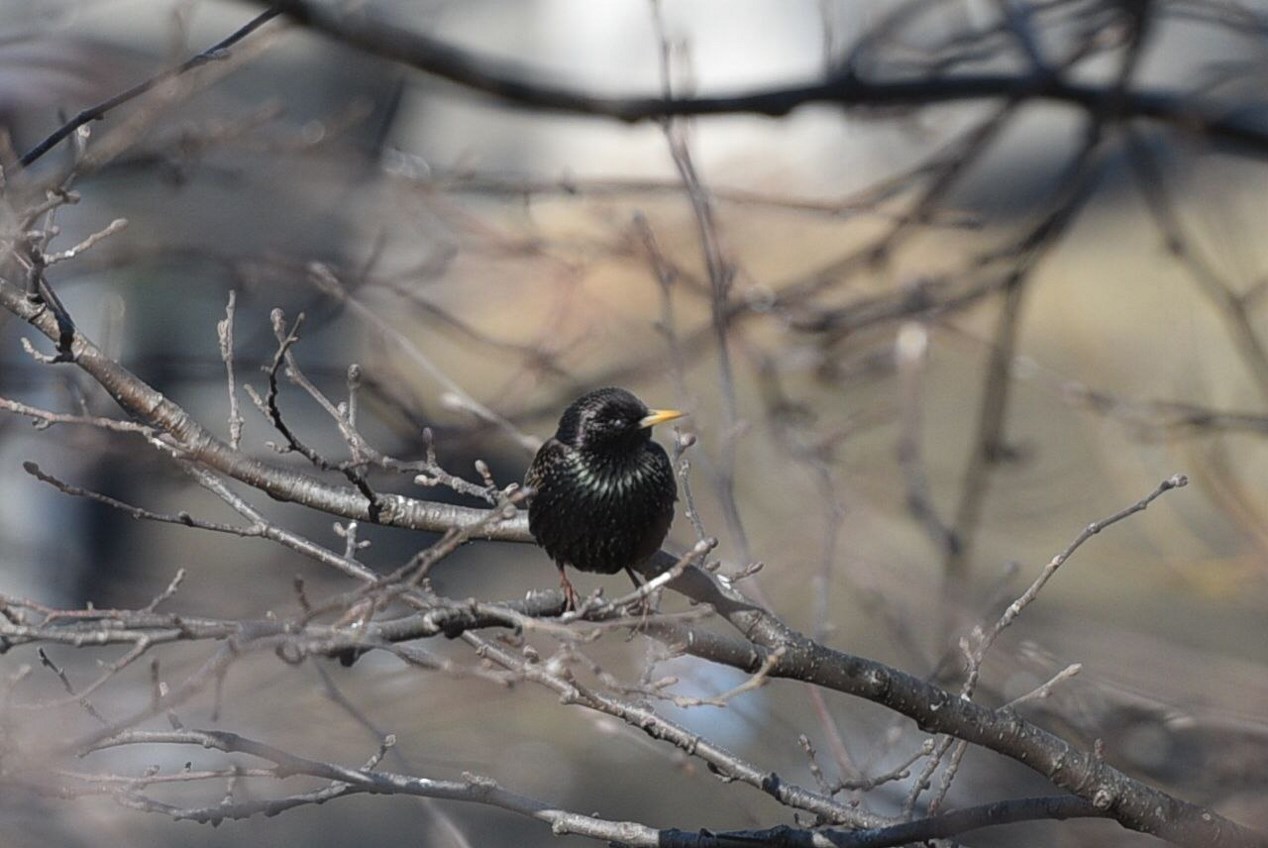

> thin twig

[
  {"left": 217, "top": 291, "right": 245, "bottom": 449},
  {"left": 19, "top": 9, "right": 285, "bottom": 167}
]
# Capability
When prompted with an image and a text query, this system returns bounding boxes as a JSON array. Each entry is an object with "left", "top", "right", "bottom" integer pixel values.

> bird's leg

[
  {"left": 558, "top": 566, "right": 580, "bottom": 612},
  {"left": 624, "top": 566, "right": 654, "bottom": 617}
]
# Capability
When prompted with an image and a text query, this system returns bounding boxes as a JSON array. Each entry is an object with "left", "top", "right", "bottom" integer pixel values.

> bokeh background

[{"left": 1, "top": 1, "right": 1266, "bottom": 845}]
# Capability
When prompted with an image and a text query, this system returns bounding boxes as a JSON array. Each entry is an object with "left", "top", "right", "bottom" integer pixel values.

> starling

[{"left": 525, "top": 387, "right": 685, "bottom": 609}]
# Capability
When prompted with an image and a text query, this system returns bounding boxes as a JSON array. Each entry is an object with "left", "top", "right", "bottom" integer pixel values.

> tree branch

[
  {"left": 0, "top": 276, "right": 524, "bottom": 540},
  {"left": 259, "top": 0, "right": 1268, "bottom": 154}
]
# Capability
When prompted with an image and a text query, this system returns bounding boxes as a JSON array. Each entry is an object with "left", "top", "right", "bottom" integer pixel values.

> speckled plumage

[{"left": 525, "top": 387, "right": 682, "bottom": 607}]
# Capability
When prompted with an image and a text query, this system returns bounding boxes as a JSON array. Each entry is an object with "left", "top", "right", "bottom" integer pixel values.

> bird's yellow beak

[{"left": 639, "top": 408, "right": 686, "bottom": 429}]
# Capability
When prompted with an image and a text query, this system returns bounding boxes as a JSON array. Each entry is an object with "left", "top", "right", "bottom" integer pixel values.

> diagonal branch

[{"left": 0, "top": 275, "right": 524, "bottom": 540}]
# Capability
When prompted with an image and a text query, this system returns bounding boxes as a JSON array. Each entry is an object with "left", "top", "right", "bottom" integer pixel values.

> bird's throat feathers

[{"left": 567, "top": 444, "right": 662, "bottom": 499}]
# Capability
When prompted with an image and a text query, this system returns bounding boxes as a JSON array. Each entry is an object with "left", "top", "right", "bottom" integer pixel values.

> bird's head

[{"left": 554, "top": 387, "right": 684, "bottom": 451}]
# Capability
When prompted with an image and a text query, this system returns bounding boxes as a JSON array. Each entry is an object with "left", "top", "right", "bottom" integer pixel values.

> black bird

[{"left": 525, "top": 387, "right": 685, "bottom": 609}]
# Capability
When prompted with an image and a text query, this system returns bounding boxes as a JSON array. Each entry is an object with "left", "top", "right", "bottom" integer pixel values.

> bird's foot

[
  {"left": 559, "top": 571, "right": 581, "bottom": 613},
  {"left": 622, "top": 567, "right": 657, "bottom": 615}
]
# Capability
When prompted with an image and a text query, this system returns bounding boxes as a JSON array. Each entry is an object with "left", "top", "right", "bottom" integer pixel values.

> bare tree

[{"left": 1, "top": 3, "right": 1266, "bottom": 847}]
